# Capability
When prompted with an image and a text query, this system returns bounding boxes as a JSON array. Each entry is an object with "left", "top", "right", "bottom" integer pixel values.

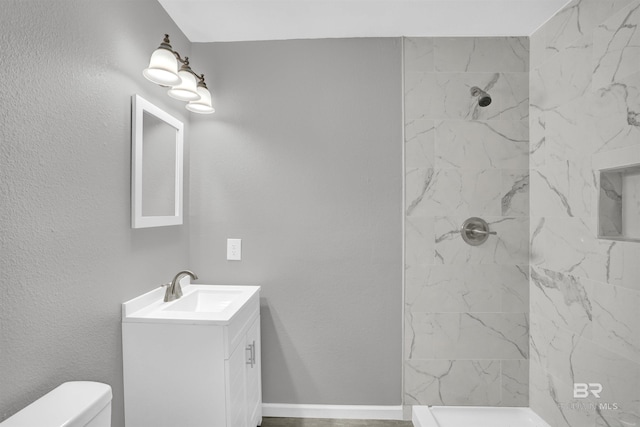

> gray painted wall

[
  {"left": 529, "top": 1, "right": 640, "bottom": 426},
  {"left": 188, "top": 39, "right": 403, "bottom": 405},
  {"left": 403, "top": 37, "right": 530, "bottom": 407},
  {"left": 0, "top": 2, "right": 193, "bottom": 425}
]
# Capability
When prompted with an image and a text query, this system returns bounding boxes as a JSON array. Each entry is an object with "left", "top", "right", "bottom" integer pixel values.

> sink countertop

[{"left": 122, "top": 284, "right": 260, "bottom": 325}]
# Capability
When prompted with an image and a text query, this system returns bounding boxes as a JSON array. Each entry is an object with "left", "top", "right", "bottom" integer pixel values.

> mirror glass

[
  {"left": 142, "top": 112, "right": 176, "bottom": 217},
  {"left": 132, "top": 95, "right": 184, "bottom": 228}
]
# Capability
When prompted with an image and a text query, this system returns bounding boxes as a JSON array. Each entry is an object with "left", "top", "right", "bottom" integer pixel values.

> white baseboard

[{"left": 262, "top": 403, "right": 404, "bottom": 420}]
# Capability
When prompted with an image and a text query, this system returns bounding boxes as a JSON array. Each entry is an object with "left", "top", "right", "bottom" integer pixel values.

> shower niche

[{"left": 596, "top": 147, "right": 640, "bottom": 242}]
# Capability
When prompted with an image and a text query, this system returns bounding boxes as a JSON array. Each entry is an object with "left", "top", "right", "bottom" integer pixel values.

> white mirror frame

[{"left": 131, "top": 95, "right": 184, "bottom": 228}]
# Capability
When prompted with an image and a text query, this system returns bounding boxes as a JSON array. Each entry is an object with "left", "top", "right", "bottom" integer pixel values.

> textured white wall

[
  {"left": 0, "top": 2, "right": 192, "bottom": 425},
  {"left": 188, "top": 39, "right": 404, "bottom": 405}
]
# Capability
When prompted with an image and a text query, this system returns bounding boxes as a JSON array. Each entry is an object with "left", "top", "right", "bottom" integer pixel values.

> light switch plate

[{"left": 227, "top": 238, "right": 242, "bottom": 261}]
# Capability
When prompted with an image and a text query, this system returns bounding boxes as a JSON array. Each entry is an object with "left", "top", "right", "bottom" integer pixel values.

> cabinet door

[
  {"left": 245, "top": 316, "right": 262, "bottom": 427},
  {"left": 225, "top": 342, "right": 247, "bottom": 427}
]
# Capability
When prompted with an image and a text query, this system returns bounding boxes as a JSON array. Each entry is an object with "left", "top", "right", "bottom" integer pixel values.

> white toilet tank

[{"left": 0, "top": 381, "right": 112, "bottom": 427}]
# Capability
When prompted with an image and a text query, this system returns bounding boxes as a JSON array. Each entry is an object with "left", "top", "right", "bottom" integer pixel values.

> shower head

[{"left": 470, "top": 86, "right": 492, "bottom": 107}]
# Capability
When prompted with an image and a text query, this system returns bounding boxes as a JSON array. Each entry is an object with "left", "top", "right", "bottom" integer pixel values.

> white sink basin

[
  {"left": 122, "top": 284, "right": 260, "bottom": 325},
  {"left": 162, "top": 289, "right": 242, "bottom": 313}
]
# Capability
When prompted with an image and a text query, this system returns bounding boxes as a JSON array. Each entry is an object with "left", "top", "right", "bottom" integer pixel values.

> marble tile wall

[
  {"left": 529, "top": 1, "right": 640, "bottom": 426},
  {"left": 403, "top": 37, "right": 530, "bottom": 407}
]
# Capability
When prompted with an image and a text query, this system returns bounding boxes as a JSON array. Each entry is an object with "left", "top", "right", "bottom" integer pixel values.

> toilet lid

[{"left": 1, "top": 381, "right": 112, "bottom": 427}]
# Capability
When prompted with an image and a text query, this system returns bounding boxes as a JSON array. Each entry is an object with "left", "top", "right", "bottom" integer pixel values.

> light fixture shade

[
  {"left": 186, "top": 86, "right": 215, "bottom": 114},
  {"left": 143, "top": 48, "right": 181, "bottom": 86},
  {"left": 168, "top": 70, "right": 200, "bottom": 101}
]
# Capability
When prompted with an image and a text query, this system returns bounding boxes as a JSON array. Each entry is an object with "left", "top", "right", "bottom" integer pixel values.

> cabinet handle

[
  {"left": 251, "top": 340, "right": 256, "bottom": 368},
  {"left": 245, "top": 341, "right": 256, "bottom": 368},
  {"left": 246, "top": 344, "right": 253, "bottom": 366}
]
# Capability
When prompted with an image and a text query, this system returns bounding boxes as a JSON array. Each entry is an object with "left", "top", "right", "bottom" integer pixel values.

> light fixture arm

[
  {"left": 174, "top": 51, "right": 187, "bottom": 64},
  {"left": 160, "top": 36, "right": 207, "bottom": 87}
]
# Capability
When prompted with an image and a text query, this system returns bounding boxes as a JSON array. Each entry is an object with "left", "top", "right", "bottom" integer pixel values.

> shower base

[{"left": 412, "top": 406, "right": 551, "bottom": 427}]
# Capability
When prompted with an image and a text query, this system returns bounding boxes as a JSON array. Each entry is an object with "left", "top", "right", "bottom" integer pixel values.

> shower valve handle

[
  {"left": 460, "top": 217, "right": 497, "bottom": 246},
  {"left": 470, "top": 229, "right": 497, "bottom": 236}
]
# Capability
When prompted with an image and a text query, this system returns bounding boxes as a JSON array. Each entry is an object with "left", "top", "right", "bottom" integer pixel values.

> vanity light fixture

[{"left": 143, "top": 34, "right": 215, "bottom": 114}]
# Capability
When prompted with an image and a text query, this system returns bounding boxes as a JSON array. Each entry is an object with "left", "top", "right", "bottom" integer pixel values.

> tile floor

[{"left": 261, "top": 418, "right": 413, "bottom": 426}]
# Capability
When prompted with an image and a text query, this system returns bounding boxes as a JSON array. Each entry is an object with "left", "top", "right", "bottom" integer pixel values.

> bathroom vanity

[{"left": 122, "top": 284, "right": 262, "bottom": 427}]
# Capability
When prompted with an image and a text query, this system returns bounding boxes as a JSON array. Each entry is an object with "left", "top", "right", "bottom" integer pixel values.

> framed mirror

[{"left": 131, "top": 95, "right": 184, "bottom": 228}]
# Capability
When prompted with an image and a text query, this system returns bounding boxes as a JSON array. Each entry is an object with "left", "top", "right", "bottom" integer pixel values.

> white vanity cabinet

[{"left": 122, "top": 285, "right": 262, "bottom": 427}]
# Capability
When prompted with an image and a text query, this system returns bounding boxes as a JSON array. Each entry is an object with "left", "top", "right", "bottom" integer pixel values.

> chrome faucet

[{"left": 164, "top": 270, "right": 198, "bottom": 302}]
